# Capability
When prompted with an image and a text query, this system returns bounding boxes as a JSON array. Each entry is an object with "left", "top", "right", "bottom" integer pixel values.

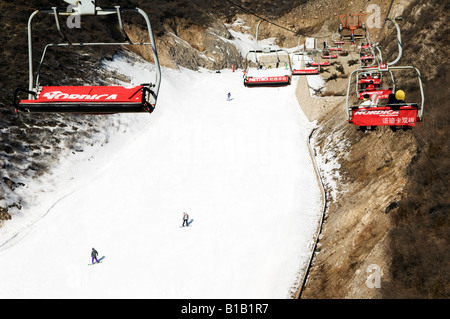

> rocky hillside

[
  {"left": 291, "top": 0, "right": 449, "bottom": 298},
  {"left": 1, "top": 0, "right": 448, "bottom": 298}
]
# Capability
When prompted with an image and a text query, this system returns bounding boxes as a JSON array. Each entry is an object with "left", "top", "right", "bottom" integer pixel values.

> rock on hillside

[{"left": 125, "top": 16, "right": 244, "bottom": 70}]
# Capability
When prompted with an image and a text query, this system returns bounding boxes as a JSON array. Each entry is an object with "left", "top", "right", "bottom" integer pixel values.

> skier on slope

[
  {"left": 227, "top": 92, "right": 232, "bottom": 101},
  {"left": 91, "top": 248, "right": 99, "bottom": 264},
  {"left": 182, "top": 212, "right": 189, "bottom": 227}
]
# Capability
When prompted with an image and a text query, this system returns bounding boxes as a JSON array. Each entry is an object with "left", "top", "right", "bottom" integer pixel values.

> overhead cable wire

[{"left": 375, "top": 0, "right": 395, "bottom": 43}]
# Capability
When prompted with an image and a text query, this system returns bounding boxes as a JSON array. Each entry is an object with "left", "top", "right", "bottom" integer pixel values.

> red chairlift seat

[
  {"left": 244, "top": 75, "right": 291, "bottom": 87},
  {"left": 360, "top": 55, "right": 374, "bottom": 60},
  {"left": 361, "top": 65, "right": 378, "bottom": 70},
  {"left": 359, "top": 89, "right": 392, "bottom": 100},
  {"left": 329, "top": 47, "right": 342, "bottom": 51},
  {"left": 322, "top": 55, "right": 338, "bottom": 59},
  {"left": 350, "top": 104, "right": 419, "bottom": 127},
  {"left": 292, "top": 68, "right": 319, "bottom": 75},
  {"left": 310, "top": 62, "right": 330, "bottom": 67},
  {"left": 358, "top": 78, "right": 381, "bottom": 86},
  {"left": 14, "top": 85, "right": 155, "bottom": 114}
]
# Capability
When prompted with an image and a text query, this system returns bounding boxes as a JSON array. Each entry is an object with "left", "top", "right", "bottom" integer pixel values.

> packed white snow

[{"left": 0, "top": 52, "right": 323, "bottom": 298}]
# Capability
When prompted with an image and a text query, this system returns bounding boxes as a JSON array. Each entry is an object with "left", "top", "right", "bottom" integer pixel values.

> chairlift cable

[{"left": 375, "top": 0, "right": 395, "bottom": 44}]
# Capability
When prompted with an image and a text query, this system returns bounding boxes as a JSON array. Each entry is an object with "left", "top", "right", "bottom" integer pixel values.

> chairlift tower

[{"left": 338, "top": 14, "right": 367, "bottom": 41}]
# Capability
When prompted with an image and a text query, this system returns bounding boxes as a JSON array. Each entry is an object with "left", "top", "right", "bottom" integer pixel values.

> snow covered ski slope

[{"left": 0, "top": 55, "right": 322, "bottom": 298}]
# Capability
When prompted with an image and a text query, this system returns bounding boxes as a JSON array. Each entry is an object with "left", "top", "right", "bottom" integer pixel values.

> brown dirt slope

[{"left": 295, "top": 0, "right": 449, "bottom": 299}]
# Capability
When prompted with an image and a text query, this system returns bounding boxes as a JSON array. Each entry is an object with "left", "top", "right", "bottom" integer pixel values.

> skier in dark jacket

[
  {"left": 182, "top": 212, "right": 189, "bottom": 227},
  {"left": 91, "top": 248, "right": 99, "bottom": 264}
]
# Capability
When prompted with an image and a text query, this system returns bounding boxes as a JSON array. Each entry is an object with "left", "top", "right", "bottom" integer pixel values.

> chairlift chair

[
  {"left": 291, "top": 52, "right": 319, "bottom": 75},
  {"left": 243, "top": 48, "right": 292, "bottom": 87},
  {"left": 309, "top": 52, "right": 331, "bottom": 67},
  {"left": 357, "top": 71, "right": 382, "bottom": 91},
  {"left": 358, "top": 42, "right": 377, "bottom": 68},
  {"left": 338, "top": 14, "right": 367, "bottom": 41},
  {"left": 13, "top": 1, "right": 161, "bottom": 114},
  {"left": 356, "top": 69, "right": 394, "bottom": 101},
  {"left": 347, "top": 64, "right": 423, "bottom": 129},
  {"left": 303, "top": 46, "right": 330, "bottom": 67}
]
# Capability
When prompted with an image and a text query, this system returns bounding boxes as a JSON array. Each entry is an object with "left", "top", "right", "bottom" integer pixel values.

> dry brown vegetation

[
  {"left": 301, "top": 0, "right": 449, "bottom": 299},
  {"left": 377, "top": 0, "right": 450, "bottom": 298}
]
